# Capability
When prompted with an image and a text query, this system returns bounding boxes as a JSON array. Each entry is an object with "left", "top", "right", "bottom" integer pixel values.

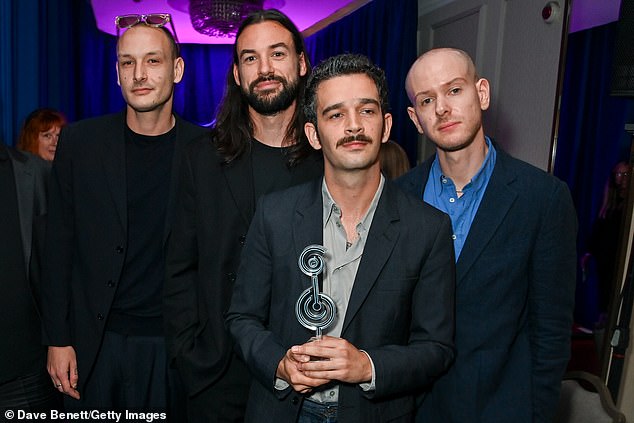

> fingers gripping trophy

[{"left": 295, "top": 245, "right": 336, "bottom": 341}]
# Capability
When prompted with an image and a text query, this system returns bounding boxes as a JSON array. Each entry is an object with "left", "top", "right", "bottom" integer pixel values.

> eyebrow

[
  {"left": 239, "top": 42, "right": 290, "bottom": 58},
  {"left": 321, "top": 98, "right": 380, "bottom": 116},
  {"left": 414, "top": 77, "right": 468, "bottom": 98}
]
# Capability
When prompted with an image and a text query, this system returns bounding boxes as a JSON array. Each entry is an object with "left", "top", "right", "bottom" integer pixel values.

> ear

[
  {"left": 115, "top": 61, "right": 121, "bottom": 87},
  {"left": 304, "top": 122, "right": 321, "bottom": 150},
  {"left": 407, "top": 106, "right": 424, "bottom": 134},
  {"left": 476, "top": 78, "right": 490, "bottom": 111},
  {"left": 233, "top": 63, "right": 241, "bottom": 86},
  {"left": 298, "top": 52, "right": 308, "bottom": 77},
  {"left": 381, "top": 113, "right": 393, "bottom": 143},
  {"left": 173, "top": 57, "right": 185, "bottom": 84}
]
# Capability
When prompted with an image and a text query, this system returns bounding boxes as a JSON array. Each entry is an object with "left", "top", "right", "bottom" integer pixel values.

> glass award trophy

[{"left": 295, "top": 245, "right": 336, "bottom": 341}]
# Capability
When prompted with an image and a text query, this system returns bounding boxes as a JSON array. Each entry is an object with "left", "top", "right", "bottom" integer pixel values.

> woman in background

[
  {"left": 17, "top": 108, "right": 66, "bottom": 162},
  {"left": 380, "top": 139, "right": 411, "bottom": 179}
]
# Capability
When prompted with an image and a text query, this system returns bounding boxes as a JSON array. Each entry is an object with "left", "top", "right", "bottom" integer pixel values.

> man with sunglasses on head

[
  {"left": 164, "top": 9, "right": 322, "bottom": 422},
  {"left": 41, "top": 14, "right": 206, "bottom": 416}
]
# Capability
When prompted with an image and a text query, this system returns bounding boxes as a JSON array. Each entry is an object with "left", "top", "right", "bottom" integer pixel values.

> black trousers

[
  {"left": 0, "top": 370, "right": 62, "bottom": 422},
  {"left": 64, "top": 331, "right": 174, "bottom": 416},
  {"left": 185, "top": 353, "right": 251, "bottom": 423}
]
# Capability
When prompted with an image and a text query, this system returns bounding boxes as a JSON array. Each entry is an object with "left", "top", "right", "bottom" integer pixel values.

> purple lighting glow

[{"left": 90, "top": 0, "right": 367, "bottom": 44}]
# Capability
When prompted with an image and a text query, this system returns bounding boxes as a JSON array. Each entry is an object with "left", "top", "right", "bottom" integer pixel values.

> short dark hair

[
  {"left": 214, "top": 9, "right": 313, "bottom": 166},
  {"left": 303, "top": 54, "right": 390, "bottom": 125},
  {"left": 117, "top": 25, "right": 180, "bottom": 60}
]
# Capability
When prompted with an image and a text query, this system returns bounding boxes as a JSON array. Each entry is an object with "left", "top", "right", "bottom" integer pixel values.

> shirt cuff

[
  {"left": 275, "top": 377, "right": 290, "bottom": 391},
  {"left": 358, "top": 350, "right": 376, "bottom": 391}
]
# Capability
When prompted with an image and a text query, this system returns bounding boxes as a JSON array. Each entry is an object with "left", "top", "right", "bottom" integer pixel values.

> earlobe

[
  {"left": 477, "top": 78, "right": 490, "bottom": 111},
  {"left": 304, "top": 123, "right": 322, "bottom": 150},
  {"left": 298, "top": 53, "right": 308, "bottom": 77},
  {"left": 173, "top": 57, "right": 185, "bottom": 84},
  {"left": 115, "top": 62, "right": 121, "bottom": 87},
  {"left": 233, "top": 64, "right": 240, "bottom": 86},
  {"left": 382, "top": 113, "right": 393, "bottom": 142},
  {"left": 407, "top": 107, "right": 424, "bottom": 134}
]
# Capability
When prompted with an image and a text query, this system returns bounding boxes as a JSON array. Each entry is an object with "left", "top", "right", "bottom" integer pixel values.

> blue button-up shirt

[{"left": 423, "top": 137, "right": 496, "bottom": 260}]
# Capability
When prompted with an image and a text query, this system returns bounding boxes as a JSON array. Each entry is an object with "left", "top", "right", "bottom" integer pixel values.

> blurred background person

[
  {"left": 582, "top": 161, "right": 632, "bottom": 324},
  {"left": 0, "top": 143, "right": 61, "bottom": 418},
  {"left": 379, "top": 139, "right": 410, "bottom": 179},
  {"left": 17, "top": 108, "right": 66, "bottom": 162}
]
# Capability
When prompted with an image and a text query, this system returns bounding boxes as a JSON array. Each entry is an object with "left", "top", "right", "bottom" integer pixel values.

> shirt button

[
  {"left": 97, "top": 313, "right": 104, "bottom": 320},
  {"left": 452, "top": 235, "right": 457, "bottom": 240},
  {"left": 106, "top": 280, "right": 115, "bottom": 287},
  {"left": 329, "top": 391, "right": 335, "bottom": 397},
  {"left": 291, "top": 397, "right": 299, "bottom": 405},
  {"left": 115, "top": 246, "right": 124, "bottom": 254},
  {"left": 449, "top": 198, "right": 455, "bottom": 203},
  {"left": 238, "top": 235, "right": 246, "bottom": 245},
  {"left": 442, "top": 178, "right": 447, "bottom": 184}
]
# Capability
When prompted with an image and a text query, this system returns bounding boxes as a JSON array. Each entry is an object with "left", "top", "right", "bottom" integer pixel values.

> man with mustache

[
  {"left": 41, "top": 17, "right": 205, "bottom": 414},
  {"left": 399, "top": 48, "right": 577, "bottom": 423},
  {"left": 226, "top": 53, "right": 455, "bottom": 423},
  {"left": 164, "top": 9, "right": 322, "bottom": 422}
]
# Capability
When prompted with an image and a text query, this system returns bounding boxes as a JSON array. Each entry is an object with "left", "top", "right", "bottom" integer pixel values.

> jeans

[{"left": 298, "top": 399, "right": 338, "bottom": 423}]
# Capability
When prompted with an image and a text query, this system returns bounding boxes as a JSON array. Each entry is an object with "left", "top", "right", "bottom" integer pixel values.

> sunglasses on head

[{"left": 115, "top": 13, "right": 179, "bottom": 43}]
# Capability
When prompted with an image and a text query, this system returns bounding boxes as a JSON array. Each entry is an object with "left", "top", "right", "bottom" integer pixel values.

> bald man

[
  {"left": 41, "top": 21, "right": 206, "bottom": 412},
  {"left": 398, "top": 48, "right": 577, "bottom": 423}
]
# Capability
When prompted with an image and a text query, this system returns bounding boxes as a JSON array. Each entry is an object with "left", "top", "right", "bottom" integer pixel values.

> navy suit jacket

[
  {"left": 164, "top": 135, "right": 322, "bottom": 397},
  {"left": 40, "top": 112, "right": 206, "bottom": 390},
  {"left": 226, "top": 178, "right": 456, "bottom": 423},
  {"left": 397, "top": 148, "right": 577, "bottom": 423}
]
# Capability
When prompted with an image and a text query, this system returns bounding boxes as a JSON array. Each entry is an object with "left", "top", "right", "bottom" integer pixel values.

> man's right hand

[
  {"left": 47, "top": 346, "right": 80, "bottom": 399},
  {"left": 276, "top": 346, "right": 330, "bottom": 394}
]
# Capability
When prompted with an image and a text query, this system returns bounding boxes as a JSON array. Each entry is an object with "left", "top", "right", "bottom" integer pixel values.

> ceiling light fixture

[{"left": 188, "top": 0, "right": 264, "bottom": 37}]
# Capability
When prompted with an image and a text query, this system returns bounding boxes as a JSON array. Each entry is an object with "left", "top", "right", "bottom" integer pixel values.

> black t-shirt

[
  {"left": 107, "top": 125, "right": 176, "bottom": 335},
  {"left": 251, "top": 140, "right": 295, "bottom": 201}
]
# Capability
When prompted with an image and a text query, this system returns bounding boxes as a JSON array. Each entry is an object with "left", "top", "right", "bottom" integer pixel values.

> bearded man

[{"left": 164, "top": 9, "right": 322, "bottom": 422}]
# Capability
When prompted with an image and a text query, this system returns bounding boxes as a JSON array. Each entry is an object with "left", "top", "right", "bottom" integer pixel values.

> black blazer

[
  {"left": 3, "top": 146, "right": 49, "bottom": 293},
  {"left": 226, "top": 178, "right": 456, "bottom": 423},
  {"left": 1, "top": 145, "right": 49, "bottom": 381},
  {"left": 397, "top": 148, "right": 577, "bottom": 423},
  {"left": 164, "top": 135, "right": 323, "bottom": 396},
  {"left": 40, "top": 112, "right": 206, "bottom": 390}
]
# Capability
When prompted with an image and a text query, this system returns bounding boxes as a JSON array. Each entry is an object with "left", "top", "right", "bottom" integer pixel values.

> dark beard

[{"left": 243, "top": 75, "right": 299, "bottom": 116}]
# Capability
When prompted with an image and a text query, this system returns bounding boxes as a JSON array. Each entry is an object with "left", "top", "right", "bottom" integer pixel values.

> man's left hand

[{"left": 293, "top": 336, "right": 372, "bottom": 384}]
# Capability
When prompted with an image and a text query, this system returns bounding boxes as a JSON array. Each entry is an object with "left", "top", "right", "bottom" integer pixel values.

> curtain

[
  {"left": 305, "top": 0, "right": 419, "bottom": 165},
  {"left": 1, "top": 0, "right": 417, "bottom": 153},
  {"left": 554, "top": 22, "right": 634, "bottom": 327}
]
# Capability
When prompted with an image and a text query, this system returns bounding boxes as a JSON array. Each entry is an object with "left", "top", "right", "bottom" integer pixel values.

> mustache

[
  {"left": 249, "top": 75, "right": 286, "bottom": 91},
  {"left": 336, "top": 134, "right": 373, "bottom": 148}
]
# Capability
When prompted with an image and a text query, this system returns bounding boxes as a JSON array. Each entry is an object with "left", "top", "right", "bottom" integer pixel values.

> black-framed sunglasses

[{"left": 115, "top": 13, "right": 179, "bottom": 44}]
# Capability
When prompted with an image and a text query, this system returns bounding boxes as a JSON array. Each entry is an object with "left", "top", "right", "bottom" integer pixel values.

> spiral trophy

[{"left": 295, "top": 245, "right": 336, "bottom": 340}]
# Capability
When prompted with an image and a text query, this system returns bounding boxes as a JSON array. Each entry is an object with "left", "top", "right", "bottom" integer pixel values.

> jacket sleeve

[
  {"left": 225, "top": 197, "right": 289, "bottom": 394},
  {"left": 40, "top": 126, "right": 75, "bottom": 346},
  {"left": 529, "top": 179, "right": 577, "bottom": 422},
  {"left": 164, "top": 149, "right": 233, "bottom": 396},
  {"left": 364, "top": 212, "right": 456, "bottom": 399}
]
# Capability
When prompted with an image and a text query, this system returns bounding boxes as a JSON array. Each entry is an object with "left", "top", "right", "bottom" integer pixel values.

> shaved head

[{"left": 406, "top": 48, "right": 478, "bottom": 103}]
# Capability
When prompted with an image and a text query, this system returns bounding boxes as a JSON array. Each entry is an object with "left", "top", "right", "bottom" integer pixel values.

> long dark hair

[{"left": 213, "top": 9, "right": 313, "bottom": 167}]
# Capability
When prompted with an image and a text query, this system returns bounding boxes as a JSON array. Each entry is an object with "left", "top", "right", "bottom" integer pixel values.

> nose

[
  {"left": 345, "top": 114, "right": 363, "bottom": 135},
  {"left": 435, "top": 97, "right": 448, "bottom": 116},
  {"left": 133, "top": 63, "right": 147, "bottom": 82},
  {"left": 258, "top": 57, "right": 273, "bottom": 76}
]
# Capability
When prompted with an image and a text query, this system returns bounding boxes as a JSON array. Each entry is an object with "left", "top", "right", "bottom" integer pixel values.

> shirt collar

[
  {"left": 322, "top": 175, "right": 385, "bottom": 230},
  {"left": 430, "top": 136, "right": 496, "bottom": 193}
]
